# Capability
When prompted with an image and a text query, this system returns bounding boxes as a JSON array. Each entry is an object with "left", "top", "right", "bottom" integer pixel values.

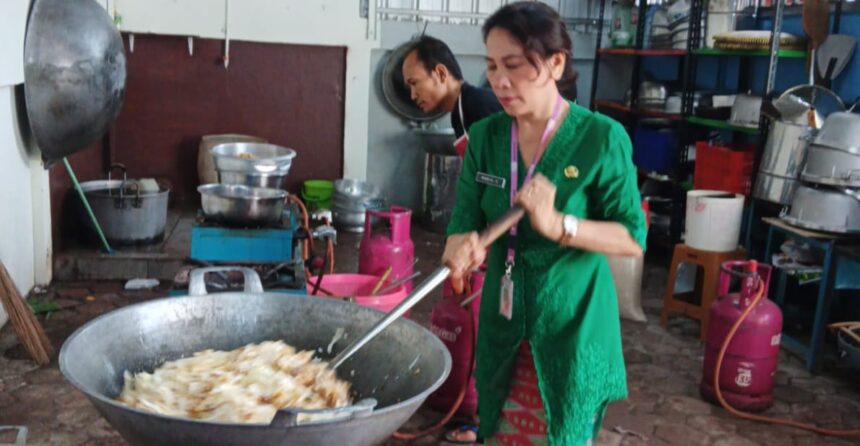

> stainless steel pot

[
  {"left": 423, "top": 153, "right": 462, "bottom": 234},
  {"left": 781, "top": 185, "right": 860, "bottom": 234},
  {"left": 24, "top": 0, "right": 126, "bottom": 163},
  {"left": 211, "top": 143, "right": 296, "bottom": 189},
  {"left": 331, "top": 180, "right": 385, "bottom": 232},
  {"left": 638, "top": 81, "right": 667, "bottom": 110},
  {"left": 801, "top": 144, "right": 860, "bottom": 187},
  {"left": 59, "top": 268, "right": 451, "bottom": 446},
  {"left": 728, "top": 94, "right": 762, "bottom": 128},
  {"left": 753, "top": 120, "right": 811, "bottom": 204},
  {"left": 79, "top": 178, "right": 169, "bottom": 245},
  {"left": 198, "top": 184, "right": 286, "bottom": 227},
  {"left": 811, "top": 112, "right": 860, "bottom": 154}
]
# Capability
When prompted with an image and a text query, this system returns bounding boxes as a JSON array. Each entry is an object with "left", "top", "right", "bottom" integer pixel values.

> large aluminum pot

[
  {"left": 781, "top": 185, "right": 860, "bottom": 234},
  {"left": 753, "top": 120, "right": 811, "bottom": 204},
  {"left": 24, "top": 0, "right": 126, "bottom": 163},
  {"left": 198, "top": 184, "right": 286, "bottom": 227},
  {"left": 413, "top": 127, "right": 457, "bottom": 156},
  {"left": 801, "top": 143, "right": 860, "bottom": 187},
  {"left": 211, "top": 143, "right": 296, "bottom": 189},
  {"left": 78, "top": 179, "right": 169, "bottom": 245},
  {"left": 59, "top": 270, "right": 451, "bottom": 446},
  {"left": 199, "top": 135, "right": 268, "bottom": 185}
]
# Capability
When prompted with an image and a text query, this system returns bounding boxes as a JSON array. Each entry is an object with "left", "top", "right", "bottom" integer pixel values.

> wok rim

[{"left": 58, "top": 293, "right": 451, "bottom": 429}]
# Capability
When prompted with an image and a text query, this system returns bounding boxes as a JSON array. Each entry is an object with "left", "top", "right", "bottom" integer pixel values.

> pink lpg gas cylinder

[
  {"left": 700, "top": 260, "right": 781, "bottom": 412},
  {"left": 427, "top": 271, "right": 484, "bottom": 416},
  {"left": 359, "top": 206, "right": 415, "bottom": 291}
]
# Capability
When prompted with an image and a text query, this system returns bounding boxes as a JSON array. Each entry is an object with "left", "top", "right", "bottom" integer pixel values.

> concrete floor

[{"left": 1, "top": 228, "right": 860, "bottom": 445}]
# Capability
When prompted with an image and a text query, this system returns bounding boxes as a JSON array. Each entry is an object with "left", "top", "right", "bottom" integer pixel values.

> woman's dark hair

[
  {"left": 482, "top": 1, "right": 578, "bottom": 93},
  {"left": 405, "top": 35, "right": 464, "bottom": 81}
]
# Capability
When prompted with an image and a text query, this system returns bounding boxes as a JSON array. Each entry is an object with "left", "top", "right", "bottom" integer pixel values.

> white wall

[
  {"left": 111, "top": 0, "right": 379, "bottom": 181},
  {"left": 0, "top": 0, "right": 53, "bottom": 329}
]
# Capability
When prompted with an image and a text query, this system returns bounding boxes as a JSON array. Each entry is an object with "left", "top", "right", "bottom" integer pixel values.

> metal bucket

[
  {"left": 422, "top": 153, "right": 462, "bottom": 234},
  {"left": 59, "top": 285, "right": 451, "bottom": 446},
  {"left": 78, "top": 179, "right": 169, "bottom": 245}
]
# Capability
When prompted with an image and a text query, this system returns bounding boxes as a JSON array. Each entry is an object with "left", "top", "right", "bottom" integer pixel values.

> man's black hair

[{"left": 405, "top": 35, "right": 464, "bottom": 81}]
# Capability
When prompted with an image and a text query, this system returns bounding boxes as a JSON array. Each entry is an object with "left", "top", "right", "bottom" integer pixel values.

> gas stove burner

[{"left": 173, "top": 258, "right": 307, "bottom": 295}]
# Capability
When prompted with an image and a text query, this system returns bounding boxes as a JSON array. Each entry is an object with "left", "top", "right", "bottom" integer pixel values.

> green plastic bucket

[{"left": 302, "top": 180, "right": 334, "bottom": 210}]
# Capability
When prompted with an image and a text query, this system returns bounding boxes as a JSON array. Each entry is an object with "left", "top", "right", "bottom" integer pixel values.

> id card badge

[
  {"left": 499, "top": 273, "right": 514, "bottom": 320},
  {"left": 453, "top": 134, "right": 469, "bottom": 158}
]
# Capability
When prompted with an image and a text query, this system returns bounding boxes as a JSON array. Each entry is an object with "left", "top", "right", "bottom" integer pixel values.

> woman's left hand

[{"left": 515, "top": 173, "right": 563, "bottom": 241}]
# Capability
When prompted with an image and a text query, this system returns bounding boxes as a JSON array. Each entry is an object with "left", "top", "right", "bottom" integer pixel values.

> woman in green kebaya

[{"left": 441, "top": 2, "right": 646, "bottom": 445}]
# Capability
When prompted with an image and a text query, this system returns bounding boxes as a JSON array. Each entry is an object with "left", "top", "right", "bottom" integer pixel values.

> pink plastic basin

[{"left": 306, "top": 273, "right": 410, "bottom": 316}]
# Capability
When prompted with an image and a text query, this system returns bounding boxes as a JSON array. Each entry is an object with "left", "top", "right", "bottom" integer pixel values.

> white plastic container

[{"left": 685, "top": 190, "right": 745, "bottom": 252}]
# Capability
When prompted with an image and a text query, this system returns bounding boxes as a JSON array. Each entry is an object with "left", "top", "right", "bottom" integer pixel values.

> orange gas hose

[
  {"left": 287, "top": 195, "right": 313, "bottom": 259},
  {"left": 714, "top": 279, "right": 860, "bottom": 437}
]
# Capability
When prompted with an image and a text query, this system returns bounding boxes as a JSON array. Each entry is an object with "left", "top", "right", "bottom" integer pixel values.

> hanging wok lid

[{"left": 23, "top": 0, "right": 126, "bottom": 164}]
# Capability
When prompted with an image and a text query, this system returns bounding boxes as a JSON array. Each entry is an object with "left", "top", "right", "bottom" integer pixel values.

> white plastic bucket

[{"left": 685, "top": 190, "right": 745, "bottom": 252}]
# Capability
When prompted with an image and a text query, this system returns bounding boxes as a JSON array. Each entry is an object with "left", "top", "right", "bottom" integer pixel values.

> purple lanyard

[{"left": 506, "top": 95, "right": 564, "bottom": 272}]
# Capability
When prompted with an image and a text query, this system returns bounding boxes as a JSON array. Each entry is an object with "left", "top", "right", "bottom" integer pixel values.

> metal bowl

[
  {"left": 801, "top": 143, "right": 860, "bottom": 187},
  {"left": 218, "top": 171, "right": 288, "bottom": 189},
  {"left": 812, "top": 112, "right": 860, "bottom": 155},
  {"left": 211, "top": 143, "right": 296, "bottom": 173},
  {"left": 59, "top": 292, "right": 451, "bottom": 446},
  {"left": 198, "top": 184, "right": 286, "bottom": 227},
  {"left": 781, "top": 185, "right": 860, "bottom": 234},
  {"left": 334, "top": 179, "right": 383, "bottom": 200}
]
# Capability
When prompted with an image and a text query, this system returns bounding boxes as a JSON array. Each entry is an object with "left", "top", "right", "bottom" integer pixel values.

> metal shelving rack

[
  {"left": 589, "top": 0, "right": 798, "bottom": 249},
  {"left": 589, "top": 0, "right": 705, "bottom": 246}
]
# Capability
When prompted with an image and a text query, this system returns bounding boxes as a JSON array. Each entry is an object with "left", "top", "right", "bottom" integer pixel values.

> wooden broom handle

[{"left": 478, "top": 207, "right": 526, "bottom": 248}]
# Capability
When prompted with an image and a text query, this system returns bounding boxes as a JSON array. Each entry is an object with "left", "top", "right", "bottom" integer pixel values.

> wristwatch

[{"left": 558, "top": 214, "right": 579, "bottom": 244}]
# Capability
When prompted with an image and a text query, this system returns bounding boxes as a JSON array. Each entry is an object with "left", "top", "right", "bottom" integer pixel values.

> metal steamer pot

[
  {"left": 801, "top": 112, "right": 860, "bottom": 187},
  {"left": 781, "top": 185, "right": 860, "bottom": 234},
  {"left": 78, "top": 166, "right": 169, "bottom": 245},
  {"left": 198, "top": 184, "right": 287, "bottom": 227},
  {"left": 59, "top": 267, "right": 451, "bottom": 446}
]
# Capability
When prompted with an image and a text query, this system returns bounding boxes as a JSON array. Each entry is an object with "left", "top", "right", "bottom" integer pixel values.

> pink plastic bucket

[{"left": 306, "top": 274, "right": 410, "bottom": 316}]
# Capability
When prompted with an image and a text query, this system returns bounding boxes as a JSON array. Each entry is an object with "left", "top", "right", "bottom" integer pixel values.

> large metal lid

[
  {"left": 380, "top": 40, "right": 446, "bottom": 123},
  {"left": 772, "top": 85, "right": 845, "bottom": 128},
  {"left": 24, "top": 0, "right": 126, "bottom": 163}
]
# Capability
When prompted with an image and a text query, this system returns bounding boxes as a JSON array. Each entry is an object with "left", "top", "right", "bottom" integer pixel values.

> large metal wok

[
  {"left": 23, "top": 0, "right": 126, "bottom": 162},
  {"left": 59, "top": 270, "right": 451, "bottom": 446}
]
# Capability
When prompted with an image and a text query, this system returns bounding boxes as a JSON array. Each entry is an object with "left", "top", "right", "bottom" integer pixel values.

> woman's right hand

[{"left": 442, "top": 232, "right": 486, "bottom": 294}]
